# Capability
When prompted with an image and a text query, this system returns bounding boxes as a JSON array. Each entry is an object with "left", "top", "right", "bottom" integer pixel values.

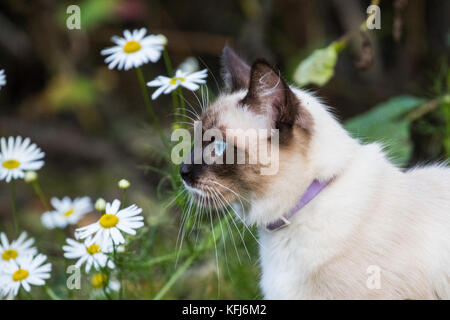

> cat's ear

[
  {"left": 221, "top": 46, "right": 251, "bottom": 92},
  {"left": 242, "top": 59, "right": 312, "bottom": 131}
]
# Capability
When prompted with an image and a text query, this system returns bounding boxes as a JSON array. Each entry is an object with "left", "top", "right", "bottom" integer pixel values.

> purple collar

[{"left": 265, "top": 179, "right": 332, "bottom": 232}]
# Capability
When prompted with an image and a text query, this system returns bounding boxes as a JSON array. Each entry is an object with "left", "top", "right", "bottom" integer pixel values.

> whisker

[
  {"left": 163, "top": 188, "right": 187, "bottom": 210},
  {"left": 191, "top": 90, "right": 205, "bottom": 113},
  {"left": 212, "top": 188, "right": 252, "bottom": 260},
  {"left": 207, "top": 192, "right": 221, "bottom": 294},
  {"left": 211, "top": 181, "right": 261, "bottom": 247},
  {"left": 208, "top": 187, "right": 232, "bottom": 275},
  {"left": 174, "top": 107, "right": 200, "bottom": 120},
  {"left": 176, "top": 191, "right": 192, "bottom": 248},
  {"left": 175, "top": 92, "right": 203, "bottom": 118},
  {"left": 198, "top": 57, "right": 221, "bottom": 93},
  {"left": 208, "top": 186, "right": 242, "bottom": 264},
  {"left": 210, "top": 180, "right": 251, "bottom": 204},
  {"left": 170, "top": 112, "right": 198, "bottom": 123},
  {"left": 176, "top": 192, "right": 195, "bottom": 265}
]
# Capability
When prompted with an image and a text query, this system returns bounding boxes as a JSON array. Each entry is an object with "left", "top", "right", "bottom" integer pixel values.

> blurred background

[{"left": 0, "top": 0, "right": 449, "bottom": 299}]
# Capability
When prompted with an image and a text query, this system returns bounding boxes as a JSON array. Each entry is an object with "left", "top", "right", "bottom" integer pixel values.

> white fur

[{"left": 249, "top": 89, "right": 450, "bottom": 299}]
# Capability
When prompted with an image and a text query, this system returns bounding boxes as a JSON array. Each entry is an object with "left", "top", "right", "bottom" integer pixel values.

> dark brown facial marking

[{"left": 241, "top": 59, "right": 314, "bottom": 145}]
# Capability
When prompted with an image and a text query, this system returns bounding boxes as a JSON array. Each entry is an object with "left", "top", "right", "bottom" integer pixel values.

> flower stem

[
  {"left": 135, "top": 67, "right": 167, "bottom": 146},
  {"left": 162, "top": 49, "right": 180, "bottom": 122},
  {"left": 152, "top": 217, "right": 227, "bottom": 300},
  {"left": 22, "top": 288, "right": 33, "bottom": 300},
  {"left": 10, "top": 179, "right": 19, "bottom": 236},
  {"left": 162, "top": 49, "right": 173, "bottom": 76},
  {"left": 112, "top": 242, "right": 125, "bottom": 299},
  {"left": 153, "top": 250, "right": 199, "bottom": 300},
  {"left": 44, "top": 286, "right": 62, "bottom": 300},
  {"left": 31, "top": 180, "right": 50, "bottom": 210},
  {"left": 121, "top": 189, "right": 127, "bottom": 209},
  {"left": 177, "top": 87, "right": 187, "bottom": 126},
  {"left": 102, "top": 285, "right": 112, "bottom": 300},
  {"left": 136, "top": 250, "right": 190, "bottom": 267},
  {"left": 171, "top": 92, "right": 180, "bottom": 124},
  {"left": 99, "top": 265, "right": 113, "bottom": 300}
]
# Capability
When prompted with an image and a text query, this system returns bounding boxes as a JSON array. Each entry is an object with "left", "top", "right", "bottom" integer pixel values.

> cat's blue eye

[{"left": 214, "top": 140, "right": 226, "bottom": 157}]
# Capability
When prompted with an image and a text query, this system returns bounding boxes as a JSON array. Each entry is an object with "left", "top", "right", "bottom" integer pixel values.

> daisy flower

[
  {"left": 101, "top": 28, "right": 167, "bottom": 70},
  {"left": 75, "top": 199, "right": 144, "bottom": 247},
  {"left": 0, "top": 232, "right": 37, "bottom": 264},
  {"left": 91, "top": 273, "right": 120, "bottom": 295},
  {"left": 0, "top": 70, "right": 6, "bottom": 90},
  {"left": 147, "top": 68, "right": 208, "bottom": 100},
  {"left": 0, "top": 136, "right": 45, "bottom": 183},
  {"left": 41, "top": 196, "right": 93, "bottom": 229},
  {"left": 62, "top": 237, "right": 114, "bottom": 273},
  {"left": 0, "top": 254, "right": 51, "bottom": 297}
]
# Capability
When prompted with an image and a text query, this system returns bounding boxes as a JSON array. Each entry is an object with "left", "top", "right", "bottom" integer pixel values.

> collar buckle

[
  {"left": 265, "top": 216, "right": 291, "bottom": 232},
  {"left": 264, "top": 178, "right": 333, "bottom": 233}
]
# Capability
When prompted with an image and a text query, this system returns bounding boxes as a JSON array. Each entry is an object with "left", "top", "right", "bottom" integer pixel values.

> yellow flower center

[
  {"left": 123, "top": 40, "right": 141, "bottom": 53},
  {"left": 169, "top": 77, "right": 185, "bottom": 85},
  {"left": 2, "top": 249, "right": 18, "bottom": 261},
  {"left": 99, "top": 214, "right": 119, "bottom": 228},
  {"left": 2, "top": 159, "right": 20, "bottom": 170},
  {"left": 63, "top": 208, "right": 75, "bottom": 217},
  {"left": 86, "top": 244, "right": 100, "bottom": 255},
  {"left": 12, "top": 268, "right": 29, "bottom": 282},
  {"left": 92, "top": 273, "right": 108, "bottom": 288}
]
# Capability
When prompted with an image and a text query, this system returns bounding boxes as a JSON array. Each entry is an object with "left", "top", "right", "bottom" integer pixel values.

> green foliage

[
  {"left": 442, "top": 95, "right": 450, "bottom": 158},
  {"left": 345, "top": 96, "right": 426, "bottom": 166},
  {"left": 293, "top": 41, "right": 346, "bottom": 87},
  {"left": 47, "top": 74, "right": 98, "bottom": 110}
]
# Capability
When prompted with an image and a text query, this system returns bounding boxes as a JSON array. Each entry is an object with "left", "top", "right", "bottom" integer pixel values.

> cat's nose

[
  {"left": 180, "top": 162, "right": 193, "bottom": 181},
  {"left": 180, "top": 149, "right": 201, "bottom": 184}
]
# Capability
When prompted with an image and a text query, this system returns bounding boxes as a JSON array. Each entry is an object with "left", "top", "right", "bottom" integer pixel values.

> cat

[{"left": 179, "top": 46, "right": 450, "bottom": 299}]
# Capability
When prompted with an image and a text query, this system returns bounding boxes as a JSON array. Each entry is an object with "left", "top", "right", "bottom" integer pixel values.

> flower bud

[
  {"left": 118, "top": 179, "right": 130, "bottom": 189},
  {"left": 24, "top": 171, "right": 38, "bottom": 183},
  {"left": 157, "top": 34, "right": 168, "bottom": 46},
  {"left": 95, "top": 198, "right": 106, "bottom": 212}
]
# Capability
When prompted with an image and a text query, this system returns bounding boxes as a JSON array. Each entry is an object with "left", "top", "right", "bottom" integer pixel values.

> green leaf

[
  {"left": 80, "top": 0, "right": 117, "bottom": 30},
  {"left": 345, "top": 96, "right": 426, "bottom": 166},
  {"left": 47, "top": 74, "right": 98, "bottom": 111},
  {"left": 293, "top": 41, "right": 345, "bottom": 87}
]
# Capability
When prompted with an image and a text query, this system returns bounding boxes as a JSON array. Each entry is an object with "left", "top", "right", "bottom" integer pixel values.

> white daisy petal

[
  {"left": 0, "top": 136, "right": 45, "bottom": 183},
  {"left": 74, "top": 199, "right": 144, "bottom": 249},
  {"left": 147, "top": 68, "right": 208, "bottom": 100},
  {"left": 0, "top": 254, "right": 51, "bottom": 298},
  {"left": 151, "top": 84, "right": 170, "bottom": 100},
  {"left": 181, "top": 81, "right": 200, "bottom": 91},
  {"left": 41, "top": 196, "right": 93, "bottom": 230},
  {"left": 101, "top": 29, "right": 166, "bottom": 71},
  {"left": 62, "top": 237, "right": 114, "bottom": 273},
  {"left": 0, "top": 232, "right": 37, "bottom": 264}
]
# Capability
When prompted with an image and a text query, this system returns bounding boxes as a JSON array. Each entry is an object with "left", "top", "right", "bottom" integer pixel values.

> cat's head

[{"left": 180, "top": 46, "right": 316, "bottom": 218}]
